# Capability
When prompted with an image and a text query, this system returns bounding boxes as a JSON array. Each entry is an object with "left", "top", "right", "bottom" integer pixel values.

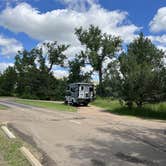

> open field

[
  {"left": 0, "top": 129, "right": 30, "bottom": 166},
  {"left": 15, "top": 99, "right": 77, "bottom": 112},
  {"left": 92, "top": 97, "right": 166, "bottom": 120}
]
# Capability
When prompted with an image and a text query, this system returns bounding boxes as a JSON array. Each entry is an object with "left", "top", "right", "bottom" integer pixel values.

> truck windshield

[{"left": 89, "top": 87, "right": 93, "bottom": 92}]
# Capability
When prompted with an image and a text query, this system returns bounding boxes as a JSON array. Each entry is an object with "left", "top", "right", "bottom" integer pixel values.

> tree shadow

[{"left": 66, "top": 126, "right": 166, "bottom": 166}]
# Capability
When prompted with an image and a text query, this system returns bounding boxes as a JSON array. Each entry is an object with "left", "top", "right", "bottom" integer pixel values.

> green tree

[
  {"left": 118, "top": 33, "right": 165, "bottom": 108},
  {"left": 14, "top": 49, "right": 38, "bottom": 97},
  {"left": 75, "top": 25, "right": 122, "bottom": 95},
  {"left": 0, "top": 67, "right": 17, "bottom": 96},
  {"left": 68, "top": 54, "right": 92, "bottom": 83},
  {"left": 14, "top": 41, "right": 69, "bottom": 99},
  {"left": 102, "top": 60, "right": 122, "bottom": 97},
  {"left": 42, "top": 42, "right": 69, "bottom": 72}
]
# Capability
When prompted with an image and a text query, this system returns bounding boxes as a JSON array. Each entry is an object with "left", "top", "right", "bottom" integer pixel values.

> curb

[
  {"left": 20, "top": 146, "right": 43, "bottom": 166},
  {"left": 1, "top": 125, "right": 43, "bottom": 166},
  {"left": 1, "top": 126, "right": 16, "bottom": 139}
]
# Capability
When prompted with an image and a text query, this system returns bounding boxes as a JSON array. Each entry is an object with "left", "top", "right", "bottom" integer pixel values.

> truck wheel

[
  {"left": 83, "top": 102, "right": 88, "bottom": 106},
  {"left": 71, "top": 100, "right": 74, "bottom": 106},
  {"left": 71, "top": 100, "right": 78, "bottom": 106},
  {"left": 64, "top": 100, "right": 68, "bottom": 105}
]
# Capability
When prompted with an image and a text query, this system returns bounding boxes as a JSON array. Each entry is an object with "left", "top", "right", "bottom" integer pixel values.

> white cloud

[
  {"left": 53, "top": 69, "right": 69, "bottom": 78},
  {"left": 81, "top": 65, "right": 93, "bottom": 74},
  {"left": 59, "top": 0, "right": 97, "bottom": 11},
  {"left": 148, "top": 34, "right": 166, "bottom": 44},
  {"left": 0, "top": 1, "right": 140, "bottom": 80},
  {"left": 150, "top": 7, "right": 166, "bottom": 32},
  {"left": 0, "top": 62, "right": 13, "bottom": 72},
  {"left": 0, "top": 35, "right": 23, "bottom": 57},
  {"left": 157, "top": 45, "right": 166, "bottom": 53},
  {"left": 148, "top": 34, "right": 166, "bottom": 52},
  {"left": 0, "top": 2, "right": 139, "bottom": 47}
]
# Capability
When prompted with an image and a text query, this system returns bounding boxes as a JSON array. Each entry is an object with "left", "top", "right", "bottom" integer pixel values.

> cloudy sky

[{"left": 0, "top": 0, "right": 166, "bottom": 78}]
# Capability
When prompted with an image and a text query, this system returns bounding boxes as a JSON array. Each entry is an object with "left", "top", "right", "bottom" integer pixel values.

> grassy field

[
  {"left": 92, "top": 98, "right": 166, "bottom": 120},
  {"left": 0, "top": 129, "right": 30, "bottom": 166},
  {"left": 15, "top": 99, "right": 77, "bottom": 112}
]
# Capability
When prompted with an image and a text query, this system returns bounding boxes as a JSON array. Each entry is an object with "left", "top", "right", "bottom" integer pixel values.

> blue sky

[{"left": 0, "top": 0, "right": 166, "bottom": 78}]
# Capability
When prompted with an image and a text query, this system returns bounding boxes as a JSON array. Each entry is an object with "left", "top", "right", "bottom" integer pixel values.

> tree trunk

[
  {"left": 126, "top": 101, "right": 133, "bottom": 109},
  {"left": 48, "top": 63, "right": 53, "bottom": 72},
  {"left": 98, "top": 68, "right": 103, "bottom": 96},
  {"left": 136, "top": 101, "right": 143, "bottom": 108}
]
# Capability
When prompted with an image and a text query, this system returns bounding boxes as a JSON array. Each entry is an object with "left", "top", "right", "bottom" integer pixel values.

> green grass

[
  {"left": 0, "top": 129, "right": 30, "bottom": 166},
  {"left": 92, "top": 97, "right": 166, "bottom": 120},
  {"left": 0, "top": 104, "right": 7, "bottom": 110},
  {"left": 15, "top": 99, "right": 77, "bottom": 112}
]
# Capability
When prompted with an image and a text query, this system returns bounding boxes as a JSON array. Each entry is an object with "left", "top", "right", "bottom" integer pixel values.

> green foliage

[
  {"left": 92, "top": 98, "right": 166, "bottom": 120},
  {"left": 0, "top": 41, "right": 69, "bottom": 101},
  {"left": 0, "top": 67, "right": 17, "bottom": 96},
  {"left": 42, "top": 42, "right": 69, "bottom": 72},
  {"left": 107, "top": 33, "right": 166, "bottom": 107},
  {"left": 75, "top": 25, "right": 122, "bottom": 96},
  {"left": 12, "top": 41, "right": 69, "bottom": 100},
  {"left": 68, "top": 54, "right": 92, "bottom": 83}
]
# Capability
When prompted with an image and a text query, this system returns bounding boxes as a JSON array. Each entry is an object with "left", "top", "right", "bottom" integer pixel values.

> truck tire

[
  {"left": 64, "top": 100, "right": 68, "bottom": 105},
  {"left": 83, "top": 102, "right": 88, "bottom": 106}
]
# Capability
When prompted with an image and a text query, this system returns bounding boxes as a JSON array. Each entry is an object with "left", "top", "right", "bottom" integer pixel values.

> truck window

[
  {"left": 66, "top": 91, "right": 71, "bottom": 96},
  {"left": 71, "top": 88, "right": 75, "bottom": 92},
  {"left": 89, "top": 87, "right": 93, "bottom": 92},
  {"left": 81, "top": 86, "right": 84, "bottom": 90}
]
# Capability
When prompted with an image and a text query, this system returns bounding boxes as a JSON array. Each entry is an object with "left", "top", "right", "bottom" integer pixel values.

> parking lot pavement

[{"left": 0, "top": 98, "right": 166, "bottom": 166}]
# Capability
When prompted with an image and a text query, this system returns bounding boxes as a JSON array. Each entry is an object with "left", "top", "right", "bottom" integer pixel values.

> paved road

[{"left": 0, "top": 98, "right": 166, "bottom": 166}]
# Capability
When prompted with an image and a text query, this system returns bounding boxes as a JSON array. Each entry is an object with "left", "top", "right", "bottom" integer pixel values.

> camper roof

[{"left": 69, "top": 83, "right": 93, "bottom": 86}]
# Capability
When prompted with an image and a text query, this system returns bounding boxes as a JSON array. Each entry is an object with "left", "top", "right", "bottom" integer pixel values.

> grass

[
  {"left": 0, "top": 104, "right": 7, "bottom": 110},
  {"left": 0, "top": 129, "right": 30, "bottom": 166},
  {"left": 15, "top": 99, "right": 77, "bottom": 112},
  {"left": 92, "top": 97, "right": 166, "bottom": 120}
]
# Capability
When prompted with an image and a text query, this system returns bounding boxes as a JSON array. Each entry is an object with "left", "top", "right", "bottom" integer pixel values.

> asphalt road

[{"left": 0, "top": 98, "right": 166, "bottom": 166}]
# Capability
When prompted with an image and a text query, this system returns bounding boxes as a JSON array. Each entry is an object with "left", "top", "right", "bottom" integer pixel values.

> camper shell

[{"left": 65, "top": 83, "right": 95, "bottom": 106}]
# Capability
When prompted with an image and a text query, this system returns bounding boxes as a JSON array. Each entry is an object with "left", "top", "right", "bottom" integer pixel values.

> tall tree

[
  {"left": 14, "top": 49, "right": 39, "bottom": 97},
  {"left": 75, "top": 25, "right": 122, "bottom": 95},
  {"left": 14, "top": 41, "right": 69, "bottom": 99},
  {"left": 118, "top": 33, "right": 165, "bottom": 107}
]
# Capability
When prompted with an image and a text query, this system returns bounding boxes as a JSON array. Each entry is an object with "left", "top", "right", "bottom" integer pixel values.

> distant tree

[
  {"left": 0, "top": 67, "right": 17, "bottom": 96},
  {"left": 118, "top": 33, "right": 165, "bottom": 108},
  {"left": 75, "top": 25, "right": 122, "bottom": 95}
]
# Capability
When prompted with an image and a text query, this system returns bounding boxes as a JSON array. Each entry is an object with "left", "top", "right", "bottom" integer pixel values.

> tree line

[{"left": 0, "top": 25, "right": 166, "bottom": 107}]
